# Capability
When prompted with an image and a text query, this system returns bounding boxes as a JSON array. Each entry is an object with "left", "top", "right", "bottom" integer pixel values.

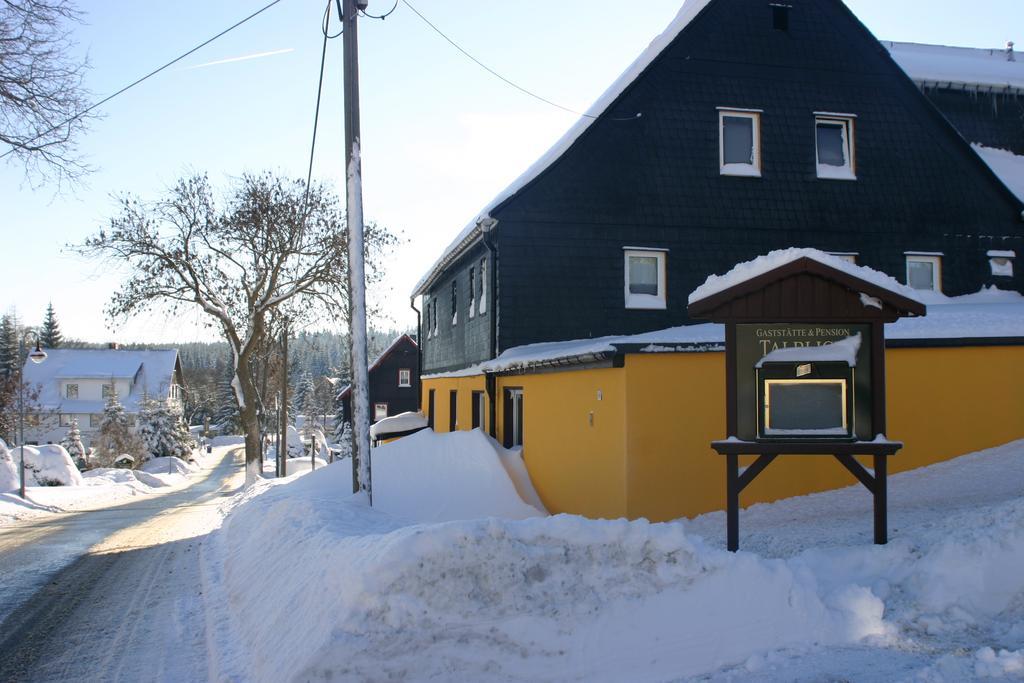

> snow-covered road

[{"left": 0, "top": 447, "right": 244, "bottom": 682}]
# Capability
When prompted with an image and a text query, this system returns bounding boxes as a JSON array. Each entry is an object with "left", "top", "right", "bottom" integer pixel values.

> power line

[
  {"left": 0, "top": 0, "right": 291, "bottom": 160},
  {"left": 307, "top": 0, "right": 338, "bottom": 196},
  {"left": 399, "top": 0, "right": 596, "bottom": 119},
  {"left": 360, "top": 1, "right": 398, "bottom": 21}
]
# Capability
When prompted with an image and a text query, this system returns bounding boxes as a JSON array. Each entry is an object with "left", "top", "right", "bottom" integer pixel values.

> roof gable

[
  {"left": 412, "top": 0, "right": 716, "bottom": 296},
  {"left": 414, "top": 0, "right": 1024, "bottom": 299}
]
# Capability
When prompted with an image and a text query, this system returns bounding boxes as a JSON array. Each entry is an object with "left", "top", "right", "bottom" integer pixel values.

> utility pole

[
  {"left": 343, "top": 0, "right": 372, "bottom": 503},
  {"left": 279, "top": 321, "right": 289, "bottom": 478}
]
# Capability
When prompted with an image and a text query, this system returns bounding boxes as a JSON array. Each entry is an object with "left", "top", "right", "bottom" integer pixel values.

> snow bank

[
  {"left": 371, "top": 429, "right": 544, "bottom": 522},
  {"left": 206, "top": 437, "right": 1024, "bottom": 682},
  {"left": 141, "top": 456, "right": 197, "bottom": 476},
  {"left": 83, "top": 467, "right": 178, "bottom": 489},
  {"left": 0, "top": 439, "right": 18, "bottom": 492},
  {"left": 15, "top": 444, "right": 84, "bottom": 487},
  {"left": 214, "top": 498, "right": 879, "bottom": 683}
]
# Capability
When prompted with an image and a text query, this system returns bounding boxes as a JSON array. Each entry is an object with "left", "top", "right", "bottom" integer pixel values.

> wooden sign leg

[
  {"left": 873, "top": 454, "right": 888, "bottom": 545},
  {"left": 727, "top": 453, "right": 739, "bottom": 552}
]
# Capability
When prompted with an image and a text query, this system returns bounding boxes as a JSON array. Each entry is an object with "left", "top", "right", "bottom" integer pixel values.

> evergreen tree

[
  {"left": 0, "top": 314, "right": 19, "bottom": 379},
  {"left": 213, "top": 362, "right": 241, "bottom": 434},
  {"left": 61, "top": 418, "right": 86, "bottom": 469},
  {"left": 139, "top": 397, "right": 193, "bottom": 460},
  {"left": 40, "top": 303, "right": 62, "bottom": 348},
  {"left": 97, "top": 388, "right": 137, "bottom": 466}
]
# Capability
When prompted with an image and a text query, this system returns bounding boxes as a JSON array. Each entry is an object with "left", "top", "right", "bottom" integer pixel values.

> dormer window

[
  {"left": 718, "top": 108, "right": 762, "bottom": 177},
  {"left": 815, "top": 114, "right": 856, "bottom": 180}
]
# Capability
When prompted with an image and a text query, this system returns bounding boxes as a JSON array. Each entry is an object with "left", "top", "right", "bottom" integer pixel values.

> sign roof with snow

[{"left": 688, "top": 248, "right": 927, "bottom": 322}]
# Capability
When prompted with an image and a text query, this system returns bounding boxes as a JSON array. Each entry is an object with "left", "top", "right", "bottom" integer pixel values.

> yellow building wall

[
  {"left": 495, "top": 371, "right": 628, "bottom": 520},
  {"left": 422, "top": 344, "right": 1024, "bottom": 524},
  {"left": 625, "top": 344, "right": 1024, "bottom": 521},
  {"left": 420, "top": 376, "right": 487, "bottom": 433}
]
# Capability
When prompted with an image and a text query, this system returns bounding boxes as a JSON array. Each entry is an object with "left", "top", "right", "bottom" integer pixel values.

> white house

[{"left": 21, "top": 348, "right": 185, "bottom": 447}]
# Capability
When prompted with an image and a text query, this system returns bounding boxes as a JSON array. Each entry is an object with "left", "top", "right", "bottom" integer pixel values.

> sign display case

[{"left": 688, "top": 253, "right": 926, "bottom": 551}]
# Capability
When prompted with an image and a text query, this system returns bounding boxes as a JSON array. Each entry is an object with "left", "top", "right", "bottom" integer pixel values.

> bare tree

[
  {"left": 0, "top": 0, "right": 93, "bottom": 185},
  {"left": 78, "top": 172, "right": 397, "bottom": 484}
]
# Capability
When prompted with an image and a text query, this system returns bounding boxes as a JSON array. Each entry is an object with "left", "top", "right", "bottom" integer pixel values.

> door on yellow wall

[
  {"left": 427, "top": 390, "right": 435, "bottom": 429},
  {"left": 449, "top": 390, "right": 458, "bottom": 431},
  {"left": 472, "top": 390, "right": 485, "bottom": 431},
  {"left": 503, "top": 388, "right": 523, "bottom": 448}
]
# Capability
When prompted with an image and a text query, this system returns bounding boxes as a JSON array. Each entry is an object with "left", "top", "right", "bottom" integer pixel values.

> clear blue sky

[{"left": 2, "top": 0, "right": 1021, "bottom": 343}]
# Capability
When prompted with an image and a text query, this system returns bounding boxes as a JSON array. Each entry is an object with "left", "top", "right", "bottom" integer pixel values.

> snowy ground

[
  {"left": 202, "top": 434, "right": 1024, "bottom": 682},
  {"left": 0, "top": 444, "right": 244, "bottom": 682},
  {"left": 0, "top": 448, "right": 215, "bottom": 525},
  {"left": 3, "top": 434, "right": 1022, "bottom": 681}
]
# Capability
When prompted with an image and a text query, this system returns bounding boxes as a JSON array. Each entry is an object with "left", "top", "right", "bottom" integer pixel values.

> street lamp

[{"left": 18, "top": 331, "right": 47, "bottom": 499}]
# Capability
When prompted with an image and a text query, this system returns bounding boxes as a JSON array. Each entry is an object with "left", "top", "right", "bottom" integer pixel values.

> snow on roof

[
  {"left": 688, "top": 248, "right": 924, "bottom": 306},
  {"left": 424, "top": 289, "right": 1024, "bottom": 378},
  {"left": 411, "top": 0, "right": 714, "bottom": 297},
  {"left": 971, "top": 144, "right": 1024, "bottom": 203},
  {"left": 755, "top": 333, "right": 862, "bottom": 368},
  {"left": 22, "top": 348, "right": 180, "bottom": 414},
  {"left": 886, "top": 41, "right": 1024, "bottom": 91},
  {"left": 370, "top": 411, "right": 429, "bottom": 439}
]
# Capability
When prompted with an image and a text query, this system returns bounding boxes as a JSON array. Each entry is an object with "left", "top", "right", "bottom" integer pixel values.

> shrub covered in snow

[
  {"left": 17, "top": 444, "right": 84, "bottom": 486},
  {"left": 0, "top": 438, "right": 17, "bottom": 492},
  {"left": 61, "top": 418, "right": 87, "bottom": 469}
]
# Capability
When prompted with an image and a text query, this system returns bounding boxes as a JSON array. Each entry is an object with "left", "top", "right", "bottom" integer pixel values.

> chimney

[
  {"left": 1008, "top": 41, "right": 1016, "bottom": 62},
  {"left": 108, "top": 342, "right": 120, "bottom": 350}
]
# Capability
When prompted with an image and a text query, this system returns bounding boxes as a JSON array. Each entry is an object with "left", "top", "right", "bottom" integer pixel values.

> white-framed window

[
  {"left": 374, "top": 402, "right": 388, "bottom": 421},
  {"left": 65, "top": 383, "right": 79, "bottom": 400},
  {"left": 815, "top": 114, "right": 856, "bottom": 180},
  {"left": 829, "top": 252, "right": 858, "bottom": 264},
  {"left": 988, "top": 250, "right": 1015, "bottom": 277},
  {"left": 432, "top": 299, "right": 438, "bottom": 336},
  {"left": 718, "top": 108, "right": 762, "bottom": 177},
  {"left": 60, "top": 413, "right": 73, "bottom": 426},
  {"left": 102, "top": 383, "right": 115, "bottom": 400},
  {"left": 905, "top": 253, "right": 942, "bottom": 292},
  {"left": 468, "top": 266, "right": 476, "bottom": 319},
  {"left": 90, "top": 414, "right": 102, "bottom": 428},
  {"left": 624, "top": 248, "right": 667, "bottom": 309},
  {"left": 398, "top": 368, "right": 411, "bottom": 388},
  {"left": 478, "top": 258, "right": 487, "bottom": 315}
]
